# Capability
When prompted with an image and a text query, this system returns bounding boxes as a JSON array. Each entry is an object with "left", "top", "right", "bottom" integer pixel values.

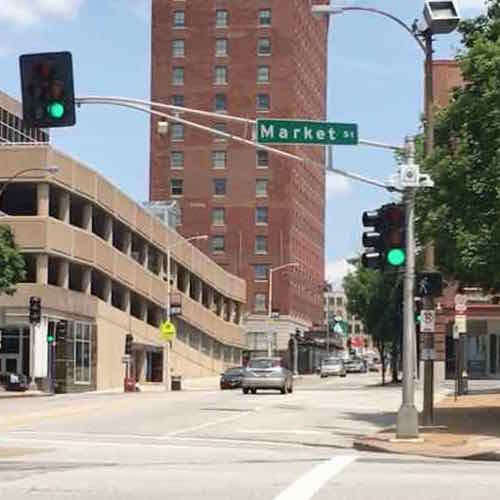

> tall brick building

[{"left": 149, "top": 0, "right": 328, "bottom": 354}]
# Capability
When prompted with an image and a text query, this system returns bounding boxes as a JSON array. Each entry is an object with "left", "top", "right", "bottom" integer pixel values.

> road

[{"left": 0, "top": 374, "right": 498, "bottom": 499}]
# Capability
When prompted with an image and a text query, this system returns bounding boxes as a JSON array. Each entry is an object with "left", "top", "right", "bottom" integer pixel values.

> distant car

[
  {"left": 242, "top": 357, "right": 293, "bottom": 395},
  {"left": 0, "top": 373, "right": 29, "bottom": 392},
  {"left": 345, "top": 357, "right": 367, "bottom": 373},
  {"left": 220, "top": 367, "right": 245, "bottom": 390},
  {"left": 320, "top": 357, "right": 346, "bottom": 378}
]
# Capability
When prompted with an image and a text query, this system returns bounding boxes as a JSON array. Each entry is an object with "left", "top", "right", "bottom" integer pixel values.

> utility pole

[
  {"left": 396, "top": 137, "right": 419, "bottom": 439},
  {"left": 422, "top": 29, "right": 436, "bottom": 426}
]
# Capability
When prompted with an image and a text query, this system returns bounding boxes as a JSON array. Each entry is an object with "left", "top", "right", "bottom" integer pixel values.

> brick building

[{"left": 149, "top": 1, "right": 329, "bottom": 354}]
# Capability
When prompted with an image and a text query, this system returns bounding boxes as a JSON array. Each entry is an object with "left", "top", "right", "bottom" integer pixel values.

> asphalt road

[{"left": 0, "top": 374, "right": 498, "bottom": 499}]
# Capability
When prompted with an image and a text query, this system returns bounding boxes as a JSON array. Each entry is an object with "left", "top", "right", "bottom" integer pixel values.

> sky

[{"left": 0, "top": 0, "right": 487, "bottom": 287}]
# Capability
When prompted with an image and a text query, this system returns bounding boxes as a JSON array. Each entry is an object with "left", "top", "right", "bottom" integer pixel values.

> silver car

[
  {"left": 320, "top": 357, "right": 346, "bottom": 378},
  {"left": 242, "top": 357, "right": 293, "bottom": 395}
]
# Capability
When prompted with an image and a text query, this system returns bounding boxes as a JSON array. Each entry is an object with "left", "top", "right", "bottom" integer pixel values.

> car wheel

[
  {"left": 287, "top": 383, "right": 293, "bottom": 394},
  {"left": 320, "top": 374, "right": 325, "bottom": 378},
  {"left": 340, "top": 373, "right": 346, "bottom": 378},
  {"left": 251, "top": 388, "right": 257, "bottom": 394},
  {"left": 243, "top": 388, "right": 249, "bottom": 394}
]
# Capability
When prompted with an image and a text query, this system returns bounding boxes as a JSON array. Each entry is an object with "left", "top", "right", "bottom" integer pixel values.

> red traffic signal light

[{"left": 20, "top": 51, "right": 76, "bottom": 128}]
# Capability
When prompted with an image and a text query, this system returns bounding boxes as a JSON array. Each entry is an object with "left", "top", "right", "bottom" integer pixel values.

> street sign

[
  {"left": 420, "top": 310, "right": 436, "bottom": 333},
  {"left": 256, "top": 119, "right": 358, "bottom": 145},
  {"left": 333, "top": 323, "right": 344, "bottom": 335},
  {"left": 421, "top": 348, "right": 436, "bottom": 361},
  {"left": 159, "top": 321, "right": 176, "bottom": 342},
  {"left": 452, "top": 324, "right": 460, "bottom": 339},
  {"left": 455, "top": 294, "right": 467, "bottom": 313},
  {"left": 455, "top": 314, "right": 467, "bottom": 334}
]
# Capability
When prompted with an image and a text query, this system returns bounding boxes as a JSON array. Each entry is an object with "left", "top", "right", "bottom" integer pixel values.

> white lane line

[
  {"left": 164, "top": 410, "right": 256, "bottom": 437},
  {"left": 273, "top": 455, "right": 356, "bottom": 500}
]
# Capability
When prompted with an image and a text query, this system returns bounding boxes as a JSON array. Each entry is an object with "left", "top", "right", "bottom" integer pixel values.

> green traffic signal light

[
  {"left": 387, "top": 248, "right": 406, "bottom": 266},
  {"left": 47, "top": 101, "right": 65, "bottom": 119},
  {"left": 47, "top": 334, "right": 55, "bottom": 343}
]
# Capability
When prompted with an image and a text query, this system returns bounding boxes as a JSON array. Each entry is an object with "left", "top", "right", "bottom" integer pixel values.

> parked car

[
  {"left": 0, "top": 373, "right": 29, "bottom": 392},
  {"left": 220, "top": 367, "right": 245, "bottom": 390},
  {"left": 242, "top": 357, "right": 293, "bottom": 395},
  {"left": 320, "top": 357, "right": 346, "bottom": 378},
  {"left": 345, "top": 357, "right": 367, "bottom": 373}
]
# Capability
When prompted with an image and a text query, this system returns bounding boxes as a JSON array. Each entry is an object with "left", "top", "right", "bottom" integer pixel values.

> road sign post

[{"left": 256, "top": 119, "right": 358, "bottom": 145}]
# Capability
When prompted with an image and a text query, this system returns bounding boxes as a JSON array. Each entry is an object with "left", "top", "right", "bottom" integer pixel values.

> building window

[
  {"left": 74, "top": 322, "right": 91, "bottom": 384},
  {"left": 171, "top": 151, "right": 184, "bottom": 169},
  {"left": 336, "top": 297, "right": 343, "bottom": 307},
  {"left": 171, "top": 179, "right": 183, "bottom": 196},
  {"left": 348, "top": 324, "right": 353, "bottom": 334},
  {"left": 257, "top": 94, "right": 270, "bottom": 110},
  {"left": 256, "top": 207, "right": 268, "bottom": 225},
  {"left": 258, "top": 38, "right": 271, "bottom": 56},
  {"left": 172, "top": 67, "right": 184, "bottom": 85},
  {"left": 215, "top": 9, "right": 228, "bottom": 28},
  {"left": 256, "top": 179, "right": 268, "bottom": 197},
  {"left": 172, "top": 39, "right": 185, "bottom": 57},
  {"left": 253, "top": 264, "right": 269, "bottom": 281},
  {"left": 254, "top": 293, "right": 267, "bottom": 312},
  {"left": 213, "top": 178, "right": 227, "bottom": 196},
  {"left": 171, "top": 123, "right": 184, "bottom": 141},
  {"left": 172, "top": 95, "right": 184, "bottom": 107},
  {"left": 257, "top": 66, "right": 270, "bottom": 83},
  {"left": 257, "top": 150, "right": 269, "bottom": 168},
  {"left": 255, "top": 235, "right": 268, "bottom": 254},
  {"left": 259, "top": 9, "right": 271, "bottom": 26},
  {"left": 213, "top": 122, "right": 227, "bottom": 141},
  {"left": 215, "top": 94, "right": 227, "bottom": 112},
  {"left": 173, "top": 11, "right": 185, "bottom": 27},
  {"left": 212, "top": 207, "right": 225, "bottom": 226},
  {"left": 212, "top": 150, "right": 227, "bottom": 169},
  {"left": 215, "top": 38, "right": 228, "bottom": 56},
  {"left": 355, "top": 324, "right": 361, "bottom": 334},
  {"left": 214, "top": 66, "right": 228, "bottom": 85},
  {"left": 212, "top": 235, "right": 225, "bottom": 252}
]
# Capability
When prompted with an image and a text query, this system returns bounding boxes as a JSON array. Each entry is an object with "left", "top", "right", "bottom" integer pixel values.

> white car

[{"left": 320, "top": 357, "right": 347, "bottom": 378}]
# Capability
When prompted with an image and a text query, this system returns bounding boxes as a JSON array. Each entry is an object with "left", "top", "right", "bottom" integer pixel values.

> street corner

[{"left": 353, "top": 428, "right": 500, "bottom": 462}]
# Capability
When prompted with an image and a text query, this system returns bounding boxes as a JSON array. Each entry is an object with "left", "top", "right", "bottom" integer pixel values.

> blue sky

[{"left": 0, "top": 0, "right": 486, "bottom": 285}]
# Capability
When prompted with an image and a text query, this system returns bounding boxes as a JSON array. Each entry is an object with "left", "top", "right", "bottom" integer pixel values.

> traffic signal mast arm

[{"left": 75, "top": 96, "right": 403, "bottom": 193}]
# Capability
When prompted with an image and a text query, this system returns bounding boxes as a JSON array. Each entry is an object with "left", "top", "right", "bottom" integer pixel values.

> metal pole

[
  {"left": 29, "top": 323, "right": 37, "bottom": 390},
  {"left": 267, "top": 270, "right": 273, "bottom": 357},
  {"left": 396, "top": 137, "right": 419, "bottom": 439},
  {"left": 327, "top": 298, "right": 331, "bottom": 354},
  {"left": 294, "top": 335, "right": 299, "bottom": 375},
  {"left": 167, "top": 248, "right": 171, "bottom": 322},
  {"left": 422, "top": 30, "right": 436, "bottom": 426}
]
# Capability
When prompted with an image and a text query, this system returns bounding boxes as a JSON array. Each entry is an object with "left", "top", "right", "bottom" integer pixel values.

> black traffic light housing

[
  {"left": 416, "top": 272, "right": 443, "bottom": 297},
  {"left": 20, "top": 51, "right": 76, "bottom": 128},
  {"left": 47, "top": 322, "right": 55, "bottom": 344},
  {"left": 361, "top": 203, "right": 406, "bottom": 270},
  {"left": 125, "top": 334, "right": 133, "bottom": 355},
  {"left": 29, "top": 296, "right": 41, "bottom": 324}
]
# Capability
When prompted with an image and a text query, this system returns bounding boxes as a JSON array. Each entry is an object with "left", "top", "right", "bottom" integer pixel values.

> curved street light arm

[{"left": 330, "top": 6, "right": 426, "bottom": 54}]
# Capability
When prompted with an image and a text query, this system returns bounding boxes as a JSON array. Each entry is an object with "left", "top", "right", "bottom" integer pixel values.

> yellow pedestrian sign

[{"left": 159, "top": 321, "right": 176, "bottom": 342}]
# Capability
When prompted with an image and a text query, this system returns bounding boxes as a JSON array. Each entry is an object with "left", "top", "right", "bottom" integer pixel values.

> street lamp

[
  {"left": 267, "top": 262, "right": 299, "bottom": 356},
  {"left": 0, "top": 165, "right": 59, "bottom": 199},
  {"left": 310, "top": 0, "right": 460, "bottom": 438},
  {"left": 165, "top": 234, "right": 208, "bottom": 322}
]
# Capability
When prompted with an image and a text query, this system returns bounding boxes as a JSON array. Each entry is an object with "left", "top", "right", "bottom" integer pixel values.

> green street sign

[{"left": 256, "top": 119, "right": 358, "bottom": 145}]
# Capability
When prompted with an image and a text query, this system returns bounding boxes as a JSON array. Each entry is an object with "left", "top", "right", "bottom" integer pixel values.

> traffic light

[
  {"left": 125, "top": 334, "right": 133, "bottom": 355},
  {"left": 55, "top": 320, "right": 68, "bottom": 342},
  {"left": 361, "top": 203, "right": 406, "bottom": 270},
  {"left": 414, "top": 297, "right": 423, "bottom": 325},
  {"left": 20, "top": 51, "right": 76, "bottom": 128},
  {"left": 29, "top": 296, "right": 41, "bottom": 324},
  {"left": 47, "top": 322, "right": 55, "bottom": 344},
  {"left": 416, "top": 272, "right": 443, "bottom": 297}
]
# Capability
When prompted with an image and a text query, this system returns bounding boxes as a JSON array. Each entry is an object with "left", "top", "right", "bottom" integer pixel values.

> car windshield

[
  {"left": 323, "top": 358, "right": 341, "bottom": 365},
  {"left": 248, "top": 359, "right": 280, "bottom": 369},
  {"left": 225, "top": 368, "right": 243, "bottom": 375}
]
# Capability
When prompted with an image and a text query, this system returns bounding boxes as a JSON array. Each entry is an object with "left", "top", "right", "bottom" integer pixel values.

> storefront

[{"left": 0, "top": 326, "right": 30, "bottom": 377}]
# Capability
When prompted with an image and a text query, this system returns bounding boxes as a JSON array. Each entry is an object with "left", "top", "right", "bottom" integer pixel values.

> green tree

[
  {"left": 417, "top": 0, "right": 500, "bottom": 289},
  {"left": 0, "top": 225, "right": 26, "bottom": 295},
  {"left": 343, "top": 267, "right": 401, "bottom": 385}
]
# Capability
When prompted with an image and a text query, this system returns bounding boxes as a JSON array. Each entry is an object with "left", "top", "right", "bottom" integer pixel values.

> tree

[
  {"left": 417, "top": 0, "right": 500, "bottom": 289},
  {"left": 0, "top": 225, "right": 26, "bottom": 295},
  {"left": 343, "top": 267, "right": 401, "bottom": 385}
]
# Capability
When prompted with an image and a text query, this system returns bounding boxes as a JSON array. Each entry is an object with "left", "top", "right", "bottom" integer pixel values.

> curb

[{"left": 353, "top": 439, "right": 500, "bottom": 462}]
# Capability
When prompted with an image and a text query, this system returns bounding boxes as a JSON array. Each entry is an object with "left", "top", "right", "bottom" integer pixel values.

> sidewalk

[
  {"left": 354, "top": 384, "right": 500, "bottom": 461},
  {"left": 0, "top": 389, "right": 49, "bottom": 399}
]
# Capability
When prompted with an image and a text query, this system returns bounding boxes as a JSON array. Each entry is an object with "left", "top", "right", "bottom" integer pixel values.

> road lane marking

[
  {"left": 163, "top": 410, "right": 256, "bottom": 437},
  {"left": 273, "top": 455, "right": 356, "bottom": 500}
]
